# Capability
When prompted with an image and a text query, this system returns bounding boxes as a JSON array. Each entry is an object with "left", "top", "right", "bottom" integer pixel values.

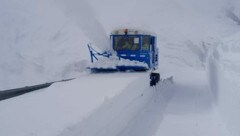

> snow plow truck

[{"left": 87, "top": 29, "right": 159, "bottom": 72}]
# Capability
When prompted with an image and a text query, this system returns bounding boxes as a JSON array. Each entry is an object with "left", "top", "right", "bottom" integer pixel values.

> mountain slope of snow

[
  {"left": 1, "top": 0, "right": 240, "bottom": 136},
  {"left": 1, "top": 0, "right": 240, "bottom": 90},
  {"left": 0, "top": 0, "right": 90, "bottom": 90}
]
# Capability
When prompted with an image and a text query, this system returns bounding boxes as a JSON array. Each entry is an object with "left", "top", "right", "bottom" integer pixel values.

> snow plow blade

[
  {"left": 116, "top": 66, "right": 148, "bottom": 71},
  {"left": 88, "top": 66, "right": 148, "bottom": 73},
  {"left": 88, "top": 67, "right": 118, "bottom": 73}
]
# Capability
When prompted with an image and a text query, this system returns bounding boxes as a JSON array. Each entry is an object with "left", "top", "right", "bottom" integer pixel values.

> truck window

[
  {"left": 142, "top": 36, "right": 150, "bottom": 51},
  {"left": 114, "top": 36, "right": 140, "bottom": 51}
]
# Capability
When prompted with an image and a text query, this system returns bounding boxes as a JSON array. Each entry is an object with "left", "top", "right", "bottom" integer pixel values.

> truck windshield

[{"left": 113, "top": 36, "right": 140, "bottom": 51}]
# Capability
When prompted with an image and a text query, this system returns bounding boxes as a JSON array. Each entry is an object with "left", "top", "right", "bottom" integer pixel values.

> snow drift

[{"left": 207, "top": 32, "right": 240, "bottom": 136}]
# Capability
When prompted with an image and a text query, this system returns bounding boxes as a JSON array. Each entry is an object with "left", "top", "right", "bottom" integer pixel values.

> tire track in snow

[{"left": 117, "top": 82, "right": 175, "bottom": 136}]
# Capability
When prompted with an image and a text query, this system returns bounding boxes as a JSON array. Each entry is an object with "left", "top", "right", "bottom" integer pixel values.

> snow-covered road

[
  {"left": 0, "top": 60, "right": 234, "bottom": 136},
  {"left": 56, "top": 68, "right": 231, "bottom": 136},
  {"left": 0, "top": 66, "right": 235, "bottom": 136},
  {"left": 153, "top": 70, "right": 230, "bottom": 136},
  {"left": 57, "top": 69, "right": 230, "bottom": 136},
  {"left": 58, "top": 74, "right": 173, "bottom": 136}
]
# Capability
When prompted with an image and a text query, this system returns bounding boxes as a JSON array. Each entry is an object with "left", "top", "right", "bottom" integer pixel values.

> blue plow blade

[{"left": 88, "top": 65, "right": 148, "bottom": 73}]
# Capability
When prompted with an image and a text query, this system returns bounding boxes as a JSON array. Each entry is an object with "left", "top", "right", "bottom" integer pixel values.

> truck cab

[{"left": 111, "top": 29, "right": 158, "bottom": 70}]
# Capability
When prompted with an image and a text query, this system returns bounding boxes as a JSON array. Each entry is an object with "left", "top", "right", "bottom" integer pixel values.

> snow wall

[{"left": 207, "top": 32, "right": 240, "bottom": 136}]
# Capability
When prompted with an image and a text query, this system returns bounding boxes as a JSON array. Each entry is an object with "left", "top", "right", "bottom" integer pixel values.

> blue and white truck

[{"left": 88, "top": 28, "right": 158, "bottom": 72}]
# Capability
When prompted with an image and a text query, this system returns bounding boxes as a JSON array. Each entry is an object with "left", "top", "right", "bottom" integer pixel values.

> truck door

[{"left": 150, "top": 37, "right": 155, "bottom": 64}]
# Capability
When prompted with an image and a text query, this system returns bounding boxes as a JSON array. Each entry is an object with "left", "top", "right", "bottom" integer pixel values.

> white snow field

[{"left": 1, "top": 0, "right": 240, "bottom": 136}]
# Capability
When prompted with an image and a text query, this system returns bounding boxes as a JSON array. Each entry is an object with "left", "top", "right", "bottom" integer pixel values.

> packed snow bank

[
  {"left": 207, "top": 32, "right": 240, "bottom": 136},
  {"left": 0, "top": 73, "right": 147, "bottom": 136}
]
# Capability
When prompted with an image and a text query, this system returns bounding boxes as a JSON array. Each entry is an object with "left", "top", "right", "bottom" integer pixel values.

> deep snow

[
  {"left": 207, "top": 32, "right": 240, "bottom": 136},
  {"left": 1, "top": 0, "right": 240, "bottom": 136}
]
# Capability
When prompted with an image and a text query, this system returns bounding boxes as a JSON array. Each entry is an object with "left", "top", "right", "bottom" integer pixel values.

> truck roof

[{"left": 111, "top": 29, "right": 156, "bottom": 36}]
